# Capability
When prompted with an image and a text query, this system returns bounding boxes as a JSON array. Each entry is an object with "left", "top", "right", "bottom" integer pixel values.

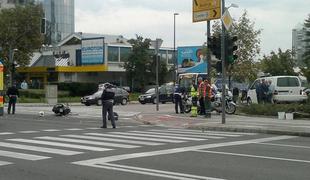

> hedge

[{"left": 58, "top": 82, "right": 98, "bottom": 96}]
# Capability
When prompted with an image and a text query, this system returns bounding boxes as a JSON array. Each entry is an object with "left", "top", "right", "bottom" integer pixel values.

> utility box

[{"left": 46, "top": 85, "right": 58, "bottom": 104}]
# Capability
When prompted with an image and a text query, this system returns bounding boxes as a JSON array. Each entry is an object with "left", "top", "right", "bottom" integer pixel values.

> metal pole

[
  {"left": 221, "top": 0, "right": 226, "bottom": 124},
  {"left": 156, "top": 39, "right": 159, "bottom": 111},
  {"left": 207, "top": 21, "right": 211, "bottom": 82},
  {"left": 9, "top": 47, "right": 13, "bottom": 87},
  {"left": 173, "top": 13, "right": 179, "bottom": 83}
]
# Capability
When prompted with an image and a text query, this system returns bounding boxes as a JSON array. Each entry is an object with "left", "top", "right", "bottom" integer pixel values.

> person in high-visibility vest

[{"left": 190, "top": 81, "right": 198, "bottom": 117}]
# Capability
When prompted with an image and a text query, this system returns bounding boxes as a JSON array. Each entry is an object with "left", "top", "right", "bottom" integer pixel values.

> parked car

[
  {"left": 247, "top": 76, "right": 308, "bottom": 104},
  {"left": 81, "top": 87, "right": 129, "bottom": 106},
  {"left": 138, "top": 84, "right": 174, "bottom": 104}
]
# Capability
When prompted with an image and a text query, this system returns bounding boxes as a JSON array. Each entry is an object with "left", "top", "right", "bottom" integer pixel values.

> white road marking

[
  {"left": 62, "top": 135, "right": 164, "bottom": 146},
  {"left": 64, "top": 128, "right": 83, "bottom": 131},
  {"left": 168, "top": 129, "right": 257, "bottom": 136},
  {"left": 8, "top": 139, "right": 112, "bottom": 152},
  {"left": 257, "top": 143, "right": 310, "bottom": 149},
  {"left": 0, "top": 161, "right": 13, "bottom": 166},
  {"left": 193, "top": 150, "right": 310, "bottom": 164},
  {"left": 36, "top": 136, "right": 139, "bottom": 149},
  {"left": 0, "top": 142, "right": 83, "bottom": 155},
  {"left": 42, "top": 129, "right": 61, "bottom": 132},
  {"left": 132, "top": 130, "right": 221, "bottom": 139},
  {"left": 85, "top": 133, "right": 185, "bottom": 143},
  {"left": 164, "top": 129, "right": 241, "bottom": 137},
  {"left": 0, "top": 132, "right": 15, "bottom": 135},
  {"left": 109, "top": 132, "right": 205, "bottom": 141},
  {"left": 90, "top": 163, "right": 226, "bottom": 180},
  {"left": 0, "top": 150, "right": 50, "bottom": 161},
  {"left": 86, "top": 127, "right": 101, "bottom": 130},
  {"left": 19, "top": 131, "right": 39, "bottom": 134},
  {"left": 73, "top": 136, "right": 295, "bottom": 165}
]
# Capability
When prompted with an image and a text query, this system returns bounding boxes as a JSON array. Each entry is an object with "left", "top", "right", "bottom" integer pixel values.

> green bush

[
  {"left": 129, "top": 93, "right": 141, "bottom": 101},
  {"left": 19, "top": 89, "right": 70, "bottom": 99},
  {"left": 58, "top": 83, "right": 98, "bottom": 96},
  {"left": 239, "top": 103, "right": 310, "bottom": 118}
]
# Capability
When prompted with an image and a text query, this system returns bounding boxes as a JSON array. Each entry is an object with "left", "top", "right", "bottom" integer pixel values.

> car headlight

[{"left": 147, "top": 95, "right": 152, "bottom": 98}]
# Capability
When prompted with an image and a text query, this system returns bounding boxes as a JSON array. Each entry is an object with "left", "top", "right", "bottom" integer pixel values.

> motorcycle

[{"left": 183, "top": 91, "right": 236, "bottom": 114}]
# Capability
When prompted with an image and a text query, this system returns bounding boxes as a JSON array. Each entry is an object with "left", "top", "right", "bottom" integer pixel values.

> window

[
  {"left": 167, "top": 51, "right": 174, "bottom": 64},
  {"left": 108, "top": 46, "right": 119, "bottom": 62},
  {"left": 159, "top": 50, "right": 167, "bottom": 63},
  {"left": 120, "top": 47, "right": 131, "bottom": 62},
  {"left": 277, "top": 77, "right": 300, "bottom": 87}
]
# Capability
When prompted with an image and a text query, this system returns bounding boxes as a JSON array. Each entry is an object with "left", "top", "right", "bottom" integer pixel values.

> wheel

[
  {"left": 247, "top": 98, "right": 252, "bottom": 106},
  {"left": 85, "top": 103, "right": 90, "bottom": 106},
  {"left": 161, "top": 101, "right": 166, "bottom": 104},
  {"left": 121, "top": 98, "right": 128, "bottom": 105},
  {"left": 225, "top": 102, "right": 236, "bottom": 114},
  {"left": 140, "top": 102, "right": 146, "bottom": 104},
  {"left": 96, "top": 99, "right": 102, "bottom": 106},
  {"left": 152, "top": 98, "right": 157, "bottom": 104},
  {"left": 184, "top": 105, "right": 191, "bottom": 113}
]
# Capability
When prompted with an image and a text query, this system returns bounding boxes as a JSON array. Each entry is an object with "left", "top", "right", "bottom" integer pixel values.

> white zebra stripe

[
  {"left": 109, "top": 132, "right": 205, "bottom": 141},
  {"left": 0, "top": 161, "right": 13, "bottom": 166},
  {"left": 0, "top": 142, "right": 83, "bottom": 155},
  {"left": 131, "top": 131, "right": 222, "bottom": 139},
  {"left": 157, "top": 129, "right": 241, "bottom": 137},
  {"left": 85, "top": 133, "right": 185, "bottom": 143},
  {"left": 8, "top": 139, "right": 112, "bottom": 152},
  {"left": 168, "top": 129, "right": 256, "bottom": 135},
  {"left": 0, "top": 132, "right": 15, "bottom": 135},
  {"left": 61, "top": 135, "right": 164, "bottom": 146},
  {"left": 0, "top": 150, "right": 50, "bottom": 161},
  {"left": 36, "top": 136, "right": 139, "bottom": 149}
]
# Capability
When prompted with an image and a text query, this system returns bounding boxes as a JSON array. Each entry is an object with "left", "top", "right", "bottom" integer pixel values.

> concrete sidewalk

[{"left": 136, "top": 112, "right": 310, "bottom": 137}]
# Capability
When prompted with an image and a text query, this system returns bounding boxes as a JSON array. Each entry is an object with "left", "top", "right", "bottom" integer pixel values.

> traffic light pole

[
  {"left": 221, "top": 0, "right": 226, "bottom": 124},
  {"left": 207, "top": 21, "right": 211, "bottom": 83}
]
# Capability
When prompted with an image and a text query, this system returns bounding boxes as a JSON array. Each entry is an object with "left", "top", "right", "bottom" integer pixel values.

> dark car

[
  {"left": 138, "top": 85, "right": 174, "bottom": 104},
  {"left": 81, "top": 87, "right": 129, "bottom": 106}
]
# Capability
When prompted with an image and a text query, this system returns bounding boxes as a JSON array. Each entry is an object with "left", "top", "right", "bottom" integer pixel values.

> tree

[
  {"left": 212, "top": 10, "right": 262, "bottom": 82},
  {"left": 124, "top": 35, "right": 152, "bottom": 91},
  {"left": 260, "top": 49, "right": 297, "bottom": 76},
  {"left": 0, "top": 4, "right": 44, "bottom": 69},
  {"left": 301, "top": 14, "right": 310, "bottom": 82}
]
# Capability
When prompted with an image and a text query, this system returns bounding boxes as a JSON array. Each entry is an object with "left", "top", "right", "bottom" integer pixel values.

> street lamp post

[
  {"left": 173, "top": 13, "right": 179, "bottom": 83},
  {"left": 151, "top": 39, "right": 163, "bottom": 111}
]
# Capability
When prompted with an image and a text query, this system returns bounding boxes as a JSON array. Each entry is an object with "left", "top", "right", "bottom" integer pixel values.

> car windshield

[{"left": 145, "top": 88, "right": 155, "bottom": 94}]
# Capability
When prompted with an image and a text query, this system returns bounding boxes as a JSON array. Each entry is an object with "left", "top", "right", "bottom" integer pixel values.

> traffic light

[
  {"left": 225, "top": 35, "right": 238, "bottom": 64},
  {"left": 207, "top": 36, "right": 221, "bottom": 60}
]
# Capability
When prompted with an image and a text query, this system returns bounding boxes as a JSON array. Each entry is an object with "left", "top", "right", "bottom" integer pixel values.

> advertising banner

[
  {"left": 81, "top": 38, "right": 104, "bottom": 65},
  {"left": 177, "top": 46, "right": 207, "bottom": 73}
]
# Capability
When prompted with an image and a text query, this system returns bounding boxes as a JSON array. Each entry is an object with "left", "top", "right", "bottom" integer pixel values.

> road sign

[
  {"left": 221, "top": 10, "right": 233, "bottom": 30},
  {"left": 193, "top": 0, "right": 221, "bottom": 22}
]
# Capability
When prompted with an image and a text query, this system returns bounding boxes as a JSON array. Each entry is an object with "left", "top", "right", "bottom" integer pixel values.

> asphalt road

[{"left": 0, "top": 104, "right": 309, "bottom": 180}]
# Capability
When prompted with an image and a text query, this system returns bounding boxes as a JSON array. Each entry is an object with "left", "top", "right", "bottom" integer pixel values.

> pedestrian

[
  {"left": 101, "top": 83, "right": 116, "bottom": 128},
  {"left": 232, "top": 87, "right": 239, "bottom": 104},
  {"left": 21, "top": 80, "right": 28, "bottom": 90},
  {"left": 267, "top": 80, "right": 275, "bottom": 103},
  {"left": 255, "top": 80, "right": 262, "bottom": 104},
  {"left": 190, "top": 81, "right": 198, "bottom": 117},
  {"left": 203, "top": 79, "right": 212, "bottom": 118},
  {"left": 7, "top": 83, "right": 19, "bottom": 114},
  {"left": 261, "top": 79, "right": 269, "bottom": 104},
  {"left": 197, "top": 77, "right": 206, "bottom": 115},
  {"left": 174, "top": 83, "right": 184, "bottom": 114}
]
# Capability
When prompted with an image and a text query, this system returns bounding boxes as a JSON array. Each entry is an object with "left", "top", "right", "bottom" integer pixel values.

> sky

[{"left": 75, "top": 0, "right": 310, "bottom": 56}]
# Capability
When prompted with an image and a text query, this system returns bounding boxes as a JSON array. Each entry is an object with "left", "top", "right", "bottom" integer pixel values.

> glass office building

[{"left": 40, "top": 0, "right": 75, "bottom": 45}]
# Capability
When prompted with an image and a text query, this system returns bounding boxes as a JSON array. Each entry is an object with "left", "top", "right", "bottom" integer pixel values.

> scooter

[{"left": 183, "top": 92, "right": 236, "bottom": 114}]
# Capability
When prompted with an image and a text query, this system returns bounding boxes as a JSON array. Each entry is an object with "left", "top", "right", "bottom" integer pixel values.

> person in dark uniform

[
  {"left": 174, "top": 83, "right": 184, "bottom": 114},
  {"left": 101, "top": 83, "right": 116, "bottom": 128},
  {"left": 7, "top": 84, "right": 19, "bottom": 114}
]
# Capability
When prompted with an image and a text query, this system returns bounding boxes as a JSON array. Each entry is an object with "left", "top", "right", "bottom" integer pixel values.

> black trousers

[
  {"left": 199, "top": 97, "right": 205, "bottom": 115},
  {"left": 174, "top": 94, "right": 183, "bottom": 113},
  {"left": 8, "top": 96, "right": 17, "bottom": 114},
  {"left": 102, "top": 101, "right": 115, "bottom": 128}
]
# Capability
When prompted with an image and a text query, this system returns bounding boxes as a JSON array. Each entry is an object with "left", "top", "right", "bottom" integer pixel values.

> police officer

[
  {"left": 7, "top": 83, "right": 19, "bottom": 114},
  {"left": 174, "top": 83, "right": 184, "bottom": 114},
  {"left": 101, "top": 83, "right": 116, "bottom": 128},
  {"left": 190, "top": 81, "right": 198, "bottom": 117},
  {"left": 197, "top": 77, "right": 205, "bottom": 115}
]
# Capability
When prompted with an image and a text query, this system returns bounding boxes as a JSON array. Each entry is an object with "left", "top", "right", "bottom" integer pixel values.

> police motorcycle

[{"left": 183, "top": 89, "right": 236, "bottom": 115}]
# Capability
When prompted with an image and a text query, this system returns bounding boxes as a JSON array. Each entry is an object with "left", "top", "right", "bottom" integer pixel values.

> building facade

[
  {"left": 40, "top": 0, "right": 75, "bottom": 45},
  {"left": 292, "top": 24, "right": 308, "bottom": 66}
]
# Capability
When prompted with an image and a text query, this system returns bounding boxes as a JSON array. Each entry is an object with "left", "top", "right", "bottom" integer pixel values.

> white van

[{"left": 247, "top": 76, "right": 308, "bottom": 104}]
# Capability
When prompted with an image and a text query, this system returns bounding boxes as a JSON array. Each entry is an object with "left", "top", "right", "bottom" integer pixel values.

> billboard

[
  {"left": 177, "top": 46, "right": 207, "bottom": 73},
  {"left": 81, "top": 38, "right": 104, "bottom": 65}
]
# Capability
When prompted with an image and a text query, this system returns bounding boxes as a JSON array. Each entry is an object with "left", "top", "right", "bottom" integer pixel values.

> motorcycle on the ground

[{"left": 183, "top": 91, "right": 237, "bottom": 114}]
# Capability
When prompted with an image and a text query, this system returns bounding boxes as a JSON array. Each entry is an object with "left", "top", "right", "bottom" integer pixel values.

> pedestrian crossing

[{"left": 0, "top": 128, "right": 257, "bottom": 167}]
